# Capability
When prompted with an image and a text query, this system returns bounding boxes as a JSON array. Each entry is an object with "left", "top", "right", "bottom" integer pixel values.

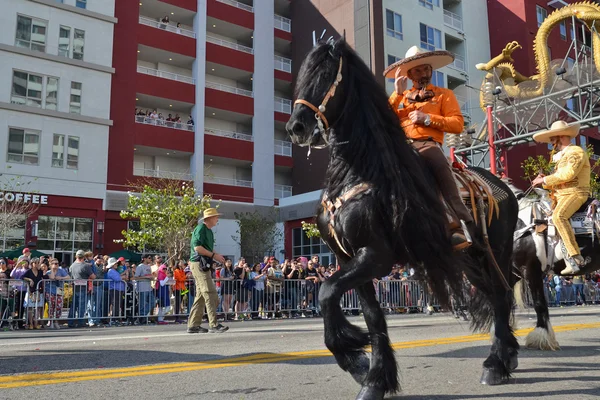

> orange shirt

[
  {"left": 388, "top": 84, "right": 464, "bottom": 144},
  {"left": 173, "top": 268, "right": 186, "bottom": 290}
]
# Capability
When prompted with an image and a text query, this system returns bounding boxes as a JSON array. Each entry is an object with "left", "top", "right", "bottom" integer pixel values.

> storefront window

[
  {"left": 36, "top": 216, "right": 93, "bottom": 258},
  {"left": 0, "top": 214, "right": 26, "bottom": 251},
  {"left": 291, "top": 227, "right": 336, "bottom": 266}
]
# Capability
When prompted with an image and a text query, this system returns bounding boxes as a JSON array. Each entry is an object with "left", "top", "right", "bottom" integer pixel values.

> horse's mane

[{"left": 298, "top": 40, "right": 457, "bottom": 272}]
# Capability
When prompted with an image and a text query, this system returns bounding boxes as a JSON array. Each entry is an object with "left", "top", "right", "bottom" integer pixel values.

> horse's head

[{"left": 286, "top": 38, "right": 347, "bottom": 148}]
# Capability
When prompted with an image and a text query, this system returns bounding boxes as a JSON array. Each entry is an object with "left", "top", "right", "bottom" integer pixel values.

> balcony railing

[
  {"left": 206, "top": 81, "right": 253, "bottom": 97},
  {"left": 133, "top": 168, "right": 192, "bottom": 181},
  {"left": 274, "top": 14, "right": 291, "bottom": 32},
  {"left": 275, "top": 97, "right": 292, "bottom": 114},
  {"left": 205, "top": 176, "right": 253, "bottom": 188},
  {"left": 206, "top": 35, "right": 253, "bottom": 54},
  {"left": 137, "top": 65, "right": 195, "bottom": 84},
  {"left": 443, "top": 9, "right": 463, "bottom": 32},
  {"left": 139, "top": 16, "right": 196, "bottom": 38},
  {"left": 449, "top": 53, "right": 466, "bottom": 72},
  {"left": 456, "top": 96, "right": 471, "bottom": 119},
  {"left": 216, "top": 0, "right": 254, "bottom": 12},
  {"left": 205, "top": 128, "right": 253, "bottom": 141},
  {"left": 274, "top": 184, "right": 292, "bottom": 199},
  {"left": 274, "top": 139, "right": 292, "bottom": 156},
  {"left": 135, "top": 116, "right": 195, "bottom": 131},
  {"left": 274, "top": 55, "right": 292, "bottom": 73}
]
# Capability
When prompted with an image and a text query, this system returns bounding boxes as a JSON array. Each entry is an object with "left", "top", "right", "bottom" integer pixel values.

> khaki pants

[
  {"left": 188, "top": 262, "right": 219, "bottom": 329},
  {"left": 554, "top": 192, "right": 588, "bottom": 257},
  {"left": 411, "top": 140, "right": 473, "bottom": 224}
]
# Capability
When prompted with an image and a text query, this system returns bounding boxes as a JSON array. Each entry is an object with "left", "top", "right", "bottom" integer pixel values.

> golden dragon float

[{"left": 476, "top": 1, "right": 600, "bottom": 107}]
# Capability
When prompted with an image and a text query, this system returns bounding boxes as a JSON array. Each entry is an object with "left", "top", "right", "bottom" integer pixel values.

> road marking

[{"left": 1, "top": 321, "right": 599, "bottom": 389}]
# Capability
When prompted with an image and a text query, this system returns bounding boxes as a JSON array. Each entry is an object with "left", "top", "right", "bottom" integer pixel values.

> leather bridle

[{"left": 293, "top": 57, "right": 343, "bottom": 136}]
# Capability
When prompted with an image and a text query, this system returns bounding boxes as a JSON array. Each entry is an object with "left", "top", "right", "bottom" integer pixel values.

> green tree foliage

[
  {"left": 301, "top": 220, "right": 321, "bottom": 238},
  {"left": 119, "top": 181, "right": 212, "bottom": 262},
  {"left": 233, "top": 209, "right": 282, "bottom": 264},
  {"left": 520, "top": 144, "right": 600, "bottom": 198}
]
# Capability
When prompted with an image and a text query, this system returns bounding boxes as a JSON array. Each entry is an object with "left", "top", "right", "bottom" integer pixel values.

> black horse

[
  {"left": 286, "top": 38, "right": 520, "bottom": 399},
  {"left": 512, "top": 188, "right": 599, "bottom": 351}
]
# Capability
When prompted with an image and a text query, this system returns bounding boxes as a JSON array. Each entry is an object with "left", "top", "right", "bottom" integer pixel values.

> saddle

[{"left": 452, "top": 166, "right": 500, "bottom": 226}]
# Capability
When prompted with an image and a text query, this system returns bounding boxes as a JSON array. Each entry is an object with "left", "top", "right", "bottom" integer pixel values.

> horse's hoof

[
  {"left": 355, "top": 386, "right": 385, "bottom": 400},
  {"left": 350, "top": 355, "right": 370, "bottom": 385},
  {"left": 480, "top": 367, "right": 509, "bottom": 385},
  {"left": 508, "top": 354, "right": 518, "bottom": 372}
]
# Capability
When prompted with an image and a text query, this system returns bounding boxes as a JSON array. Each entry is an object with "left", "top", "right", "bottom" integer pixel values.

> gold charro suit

[{"left": 543, "top": 145, "right": 591, "bottom": 257}]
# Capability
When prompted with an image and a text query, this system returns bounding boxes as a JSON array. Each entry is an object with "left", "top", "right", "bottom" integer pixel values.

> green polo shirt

[{"left": 190, "top": 223, "right": 214, "bottom": 261}]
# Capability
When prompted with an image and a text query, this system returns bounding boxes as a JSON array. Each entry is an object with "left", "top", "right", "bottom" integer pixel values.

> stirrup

[{"left": 451, "top": 231, "right": 471, "bottom": 251}]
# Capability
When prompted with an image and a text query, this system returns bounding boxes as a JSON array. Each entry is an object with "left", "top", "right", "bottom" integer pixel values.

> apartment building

[
  {"left": 0, "top": 0, "right": 115, "bottom": 262},
  {"left": 102, "top": 0, "right": 293, "bottom": 259}
]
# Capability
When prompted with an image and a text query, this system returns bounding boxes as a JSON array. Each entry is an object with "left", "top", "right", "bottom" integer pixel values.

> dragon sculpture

[{"left": 476, "top": 1, "right": 600, "bottom": 107}]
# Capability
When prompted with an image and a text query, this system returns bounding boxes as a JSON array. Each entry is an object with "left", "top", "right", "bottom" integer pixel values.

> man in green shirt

[{"left": 187, "top": 208, "right": 229, "bottom": 334}]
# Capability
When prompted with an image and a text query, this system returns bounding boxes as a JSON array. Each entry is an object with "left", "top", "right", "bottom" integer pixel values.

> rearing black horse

[{"left": 286, "top": 39, "right": 519, "bottom": 399}]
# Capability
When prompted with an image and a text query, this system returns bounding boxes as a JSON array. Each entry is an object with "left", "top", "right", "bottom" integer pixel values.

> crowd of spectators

[
  {"left": 135, "top": 108, "right": 194, "bottom": 126},
  {"left": 545, "top": 271, "right": 600, "bottom": 307}
]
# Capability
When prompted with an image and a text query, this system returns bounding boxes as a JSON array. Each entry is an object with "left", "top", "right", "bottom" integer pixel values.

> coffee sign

[{"left": 0, "top": 192, "right": 48, "bottom": 204}]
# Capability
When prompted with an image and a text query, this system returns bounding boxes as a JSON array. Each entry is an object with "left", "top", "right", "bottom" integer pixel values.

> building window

[
  {"left": 0, "top": 215, "right": 26, "bottom": 252},
  {"left": 36, "top": 216, "right": 93, "bottom": 260},
  {"left": 76, "top": 0, "right": 87, "bottom": 9},
  {"left": 67, "top": 136, "right": 80, "bottom": 169},
  {"left": 70, "top": 82, "right": 82, "bottom": 114},
  {"left": 15, "top": 15, "right": 47, "bottom": 52},
  {"left": 420, "top": 23, "right": 442, "bottom": 51},
  {"left": 73, "top": 29, "right": 85, "bottom": 60},
  {"left": 418, "top": 0, "right": 440, "bottom": 10},
  {"left": 385, "top": 9, "right": 403, "bottom": 40},
  {"left": 536, "top": 5, "right": 547, "bottom": 27},
  {"left": 431, "top": 71, "right": 444, "bottom": 87},
  {"left": 570, "top": 23, "right": 576, "bottom": 41},
  {"left": 58, "top": 26, "right": 71, "bottom": 57},
  {"left": 11, "top": 71, "right": 59, "bottom": 110},
  {"left": 7, "top": 127, "right": 40, "bottom": 165},
  {"left": 291, "top": 227, "right": 336, "bottom": 267},
  {"left": 387, "top": 55, "right": 400, "bottom": 83},
  {"left": 52, "top": 134, "right": 65, "bottom": 168},
  {"left": 559, "top": 21, "right": 567, "bottom": 40}
]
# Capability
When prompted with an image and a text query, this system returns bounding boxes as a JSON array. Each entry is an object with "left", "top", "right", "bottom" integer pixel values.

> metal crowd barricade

[{"left": 0, "top": 278, "right": 26, "bottom": 329}]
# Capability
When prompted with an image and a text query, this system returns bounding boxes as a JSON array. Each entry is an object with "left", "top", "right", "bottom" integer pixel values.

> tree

[
  {"left": 232, "top": 209, "right": 282, "bottom": 264},
  {"left": 118, "top": 179, "right": 212, "bottom": 262},
  {"left": 0, "top": 168, "right": 39, "bottom": 250},
  {"left": 301, "top": 220, "right": 321, "bottom": 238},
  {"left": 520, "top": 144, "right": 600, "bottom": 198}
]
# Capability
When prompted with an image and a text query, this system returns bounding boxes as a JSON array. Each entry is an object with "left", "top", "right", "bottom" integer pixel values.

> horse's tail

[{"left": 513, "top": 279, "right": 526, "bottom": 310}]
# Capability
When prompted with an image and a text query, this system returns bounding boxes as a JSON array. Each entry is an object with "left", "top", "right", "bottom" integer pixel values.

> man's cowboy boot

[
  {"left": 451, "top": 220, "right": 473, "bottom": 251},
  {"left": 559, "top": 241, "right": 585, "bottom": 275}
]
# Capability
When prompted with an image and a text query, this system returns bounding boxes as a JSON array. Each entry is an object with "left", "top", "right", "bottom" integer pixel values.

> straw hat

[
  {"left": 383, "top": 46, "right": 454, "bottom": 79},
  {"left": 106, "top": 257, "right": 119, "bottom": 269},
  {"left": 532, "top": 121, "right": 580, "bottom": 143},
  {"left": 200, "top": 207, "right": 221, "bottom": 220}
]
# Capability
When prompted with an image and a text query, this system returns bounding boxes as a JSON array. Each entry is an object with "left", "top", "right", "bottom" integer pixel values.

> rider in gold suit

[{"left": 531, "top": 121, "right": 591, "bottom": 275}]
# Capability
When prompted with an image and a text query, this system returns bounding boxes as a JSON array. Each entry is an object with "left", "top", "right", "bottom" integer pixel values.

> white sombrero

[
  {"left": 383, "top": 46, "right": 454, "bottom": 79},
  {"left": 532, "top": 121, "right": 580, "bottom": 143}
]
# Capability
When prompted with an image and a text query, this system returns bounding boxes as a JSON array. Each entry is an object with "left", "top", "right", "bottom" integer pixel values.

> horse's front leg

[
  {"left": 525, "top": 261, "right": 560, "bottom": 350},
  {"left": 319, "top": 247, "right": 397, "bottom": 400}
]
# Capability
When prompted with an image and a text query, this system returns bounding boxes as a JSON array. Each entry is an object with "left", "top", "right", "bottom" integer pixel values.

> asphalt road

[{"left": 0, "top": 306, "right": 599, "bottom": 400}]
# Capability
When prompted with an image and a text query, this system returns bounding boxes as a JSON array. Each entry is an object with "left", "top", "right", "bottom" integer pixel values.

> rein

[{"left": 294, "top": 56, "right": 344, "bottom": 135}]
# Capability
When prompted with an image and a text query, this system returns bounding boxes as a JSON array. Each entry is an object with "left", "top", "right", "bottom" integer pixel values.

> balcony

[
  {"left": 205, "top": 176, "right": 253, "bottom": 188},
  {"left": 443, "top": 10, "right": 463, "bottom": 32},
  {"left": 274, "top": 55, "right": 291, "bottom": 73},
  {"left": 274, "top": 14, "right": 291, "bottom": 32},
  {"left": 206, "top": 81, "right": 253, "bottom": 97},
  {"left": 139, "top": 16, "right": 196, "bottom": 38},
  {"left": 205, "top": 128, "right": 253, "bottom": 141},
  {"left": 449, "top": 53, "right": 466, "bottom": 72},
  {"left": 274, "top": 139, "right": 292, "bottom": 156},
  {"left": 135, "top": 115, "right": 195, "bottom": 132},
  {"left": 133, "top": 168, "right": 192, "bottom": 181},
  {"left": 456, "top": 95, "right": 471, "bottom": 121},
  {"left": 137, "top": 65, "right": 195, "bottom": 84},
  {"left": 216, "top": 0, "right": 253, "bottom": 12},
  {"left": 206, "top": 35, "right": 253, "bottom": 54},
  {"left": 274, "top": 184, "right": 292, "bottom": 199},
  {"left": 275, "top": 97, "right": 292, "bottom": 114}
]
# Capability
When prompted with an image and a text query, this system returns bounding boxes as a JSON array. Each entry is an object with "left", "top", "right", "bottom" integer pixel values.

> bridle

[{"left": 293, "top": 56, "right": 343, "bottom": 136}]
